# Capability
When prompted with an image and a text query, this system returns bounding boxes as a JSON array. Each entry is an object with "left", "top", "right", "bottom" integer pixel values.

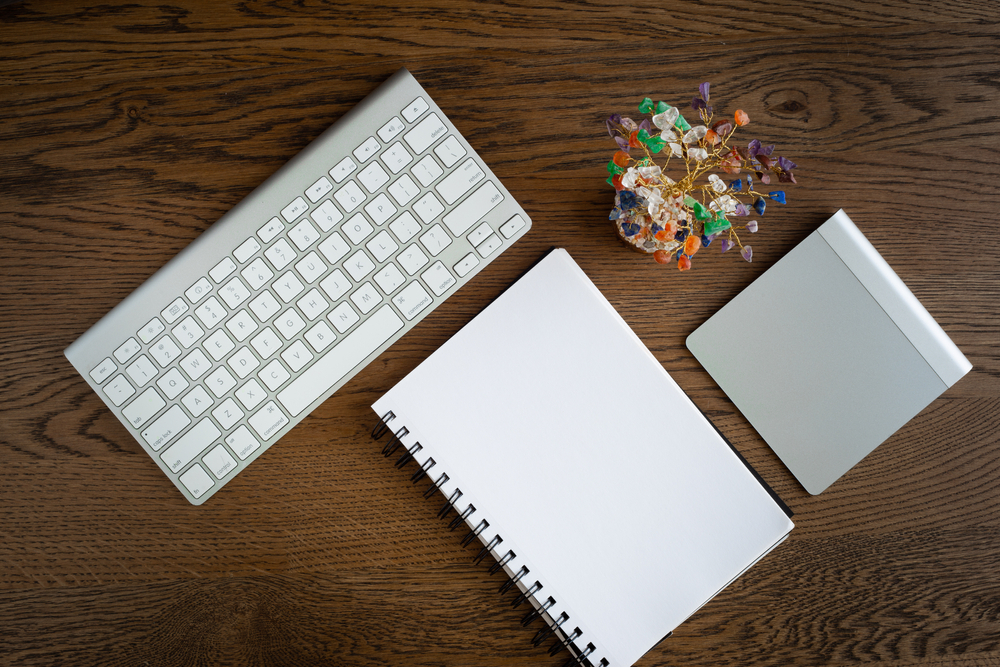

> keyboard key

[
  {"left": 436, "top": 158, "right": 486, "bottom": 205},
  {"left": 288, "top": 219, "right": 320, "bottom": 251},
  {"left": 350, "top": 282, "right": 382, "bottom": 315},
  {"left": 467, "top": 221, "right": 493, "bottom": 247},
  {"left": 335, "top": 181, "right": 366, "bottom": 213},
  {"left": 259, "top": 359, "right": 291, "bottom": 391},
  {"left": 500, "top": 214, "right": 526, "bottom": 239},
  {"left": 250, "top": 327, "right": 282, "bottom": 359},
  {"left": 329, "top": 156, "right": 357, "bottom": 183},
  {"left": 364, "top": 193, "right": 397, "bottom": 226},
  {"left": 434, "top": 135, "right": 467, "bottom": 168},
  {"left": 381, "top": 141, "right": 413, "bottom": 174},
  {"left": 295, "top": 252, "right": 326, "bottom": 284},
  {"left": 281, "top": 340, "right": 314, "bottom": 373},
  {"left": 161, "top": 418, "right": 221, "bottom": 473},
  {"left": 275, "top": 309, "right": 306, "bottom": 339},
  {"left": 328, "top": 302, "right": 360, "bottom": 333},
  {"left": 421, "top": 261, "right": 457, "bottom": 296},
  {"left": 241, "top": 258, "right": 274, "bottom": 290},
  {"left": 206, "top": 366, "right": 237, "bottom": 398},
  {"left": 89, "top": 357, "right": 117, "bottom": 384},
  {"left": 234, "top": 237, "right": 262, "bottom": 263},
  {"left": 141, "top": 404, "right": 190, "bottom": 451},
  {"left": 312, "top": 200, "right": 344, "bottom": 232},
  {"left": 296, "top": 288, "right": 329, "bottom": 321},
  {"left": 161, "top": 297, "right": 189, "bottom": 325},
  {"left": 454, "top": 252, "right": 480, "bottom": 278},
  {"left": 412, "top": 154, "right": 443, "bottom": 187},
  {"left": 249, "top": 290, "right": 281, "bottom": 322},
  {"left": 114, "top": 338, "right": 143, "bottom": 364},
  {"left": 413, "top": 192, "right": 444, "bottom": 224},
  {"left": 318, "top": 232, "right": 350, "bottom": 265},
  {"left": 353, "top": 136, "right": 380, "bottom": 163},
  {"left": 212, "top": 398, "right": 245, "bottom": 431},
  {"left": 150, "top": 336, "right": 181, "bottom": 367},
  {"left": 378, "top": 116, "right": 405, "bottom": 142},
  {"left": 195, "top": 296, "right": 227, "bottom": 328},
  {"left": 319, "top": 269, "right": 351, "bottom": 302},
  {"left": 184, "top": 278, "right": 213, "bottom": 305},
  {"left": 264, "top": 238, "right": 296, "bottom": 271},
  {"left": 126, "top": 355, "right": 157, "bottom": 387},
  {"left": 226, "top": 425, "right": 261, "bottom": 460},
  {"left": 281, "top": 196, "right": 309, "bottom": 222},
  {"left": 235, "top": 378, "right": 267, "bottom": 411},
  {"left": 182, "top": 386, "right": 213, "bottom": 417},
  {"left": 374, "top": 262, "right": 405, "bottom": 295},
  {"left": 220, "top": 276, "right": 251, "bottom": 309},
  {"left": 138, "top": 317, "right": 165, "bottom": 344},
  {"left": 203, "top": 443, "right": 238, "bottom": 479},
  {"left": 402, "top": 96, "right": 429, "bottom": 122},
  {"left": 225, "top": 309, "right": 258, "bottom": 342},
  {"left": 179, "top": 348, "right": 211, "bottom": 381},
  {"left": 305, "top": 321, "right": 336, "bottom": 353},
  {"left": 420, "top": 224, "right": 452, "bottom": 257},
  {"left": 387, "top": 174, "right": 420, "bottom": 206},
  {"left": 477, "top": 233, "right": 503, "bottom": 258},
  {"left": 358, "top": 162, "right": 390, "bottom": 193},
  {"left": 209, "top": 257, "right": 237, "bottom": 283},
  {"left": 389, "top": 212, "right": 421, "bottom": 244},
  {"left": 306, "top": 176, "right": 333, "bottom": 203},
  {"left": 442, "top": 181, "right": 503, "bottom": 236},
  {"left": 404, "top": 113, "right": 447, "bottom": 154},
  {"left": 278, "top": 305, "right": 404, "bottom": 417},
  {"left": 248, "top": 401, "right": 289, "bottom": 440},
  {"left": 273, "top": 271, "right": 305, "bottom": 303},
  {"left": 123, "top": 387, "right": 166, "bottom": 428},
  {"left": 157, "top": 367, "right": 190, "bottom": 400},
  {"left": 204, "top": 329, "right": 235, "bottom": 361},
  {"left": 344, "top": 249, "right": 376, "bottom": 282},
  {"left": 172, "top": 316, "right": 205, "bottom": 349},
  {"left": 366, "top": 230, "right": 399, "bottom": 263},
  {"left": 393, "top": 281, "right": 433, "bottom": 321},
  {"left": 257, "top": 217, "right": 284, "bottom": 243},
  {"left": 397, "top": 243, "right": 429, "bottom": 275},
  {"left": 227, "top": 346, "right": 260, "bottom": 379},
  {"left": 179, "top": 464, "right": 214, "bottom": 499}
]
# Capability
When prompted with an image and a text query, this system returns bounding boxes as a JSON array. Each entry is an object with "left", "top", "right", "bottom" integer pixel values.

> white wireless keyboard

[{"left": 64, "top": 68, "right": 532, "bottom": 505}]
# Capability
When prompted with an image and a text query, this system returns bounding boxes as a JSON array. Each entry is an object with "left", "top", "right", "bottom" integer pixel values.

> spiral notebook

[{"left": 371, "top": 249, "right": 794, "bottom": 667}]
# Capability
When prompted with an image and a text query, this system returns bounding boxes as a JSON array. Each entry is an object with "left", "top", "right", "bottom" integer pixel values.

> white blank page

[{"left": 373, "top": 249, "right": 793, "bottom": 667}]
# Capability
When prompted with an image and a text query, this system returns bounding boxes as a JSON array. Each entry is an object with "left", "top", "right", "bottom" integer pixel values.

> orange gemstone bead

[
  {"left": 611, "top": 173, "right": 624, "bottom": 191},
  {"left": 678, "top": 255, "right": 692, "bottom": 271},
  {"left": 684, "top": 234, "right": 702, "bottom": 255},
  {"left": 612, "top": 150, "right": 630, "bottom": 167},
  {"left": 653, "top": 249, "right": 671, "bottom": 264},
  {"left": 735, "top": 109, "right": 750, "bottom": 126},
  {"left": 704, "top": 129, "right": 720, "bottom": 146},
  {"left": 628, "top": 130, "right": 641, "bottom": 148}
]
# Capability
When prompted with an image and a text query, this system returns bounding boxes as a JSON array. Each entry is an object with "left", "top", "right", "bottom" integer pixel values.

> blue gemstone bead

[
  {"left": 753, "top": 197, "right": 766, "bottom": 215},
  {"left": 769, "top": 190, "right": 787, "bottom": 204}
]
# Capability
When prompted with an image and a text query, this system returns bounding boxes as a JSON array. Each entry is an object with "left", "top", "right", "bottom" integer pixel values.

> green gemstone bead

[
  {"left": 638, "top": 97, "right": 654, "bottom": 113},
  {"left": 646, "top": 137, "right": 666, "bottom": 153},
  {"left": 703, "top": 214, "right": 732, "bottom": 236},
  {"left": 684, "top": 196, "right": 698, "bottom": 208},
  {"left": 607, "top": 160, "right": 625, "bottom": 175},
  {"left": 655, "top": 101, "right": 668, "bottom": 114},
  {"left": 637, "top": 128, "right": 651, "bottom": 143},
  {"left": 692, "top": 201, "right": 711, "bottom": 220},
  {"left": 674, "top": 114, "right": 692, "bottom": 132}
]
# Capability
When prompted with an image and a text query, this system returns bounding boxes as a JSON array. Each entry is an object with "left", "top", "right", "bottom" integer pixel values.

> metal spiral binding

[{"left": 371, "top": 411, "right": 606, "bottom": 666}]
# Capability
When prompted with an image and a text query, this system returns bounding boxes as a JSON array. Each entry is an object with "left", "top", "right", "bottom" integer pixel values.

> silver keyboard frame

[{"left": 64, "top": 68, "right": 532, "bottom": 504}]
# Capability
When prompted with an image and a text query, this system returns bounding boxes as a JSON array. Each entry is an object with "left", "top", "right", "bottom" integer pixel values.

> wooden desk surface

[{"left": 2, "top": 1, "right": 998, "bottom": 665}]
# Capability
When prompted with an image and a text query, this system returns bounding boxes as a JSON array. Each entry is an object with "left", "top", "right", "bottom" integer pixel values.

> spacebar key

[{"left": 277, "top": 304, "right": 404, "bottom": 417}]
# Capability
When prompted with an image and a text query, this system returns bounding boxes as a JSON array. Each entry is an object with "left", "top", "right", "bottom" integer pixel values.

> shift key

[
  {"left": 442, "top": 181, "right": 503, "bottom": 236},
  {"left": 160, "top": 418, "right": 221, "bottom": 473}
]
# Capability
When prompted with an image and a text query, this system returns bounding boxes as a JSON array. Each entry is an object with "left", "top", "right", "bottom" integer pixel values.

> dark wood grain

[{"left": 1, "top": 0, "right": 999, "bottom": 665}]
